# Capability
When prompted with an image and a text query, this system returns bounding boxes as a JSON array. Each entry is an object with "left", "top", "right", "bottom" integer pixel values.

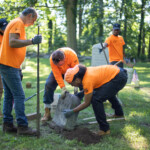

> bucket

[{"left": 125, "top": 68, "right": 133, "bottom": 84}]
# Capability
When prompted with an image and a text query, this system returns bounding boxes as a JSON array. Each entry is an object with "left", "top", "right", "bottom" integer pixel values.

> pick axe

[{"left": 99, "top": 37, "right": 109, "bottom": 64}]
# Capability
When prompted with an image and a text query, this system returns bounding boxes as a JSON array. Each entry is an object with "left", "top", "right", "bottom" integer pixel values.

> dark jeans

[
  {"left": 110, "top": 61, "right": 124, "bottom": 68},
  {"left": 91, "top": 68, "right": 127, "bottom": 131},
  {"left": 0, "top": 64, "right": 28, "bottom": 126},
  {"left": 43, "top": 71, "right": 84, "bottom": 104},
  {"left": 43, "top": 71, "right": 59, "bottom": 104}
]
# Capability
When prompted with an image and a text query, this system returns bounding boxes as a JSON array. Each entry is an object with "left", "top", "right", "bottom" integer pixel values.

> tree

[
  {"left": 63, "top": 0, "right": 78, "bottom": 52},
  {"left": 137, "top": 0, "right": 146, "bottom": 57}
]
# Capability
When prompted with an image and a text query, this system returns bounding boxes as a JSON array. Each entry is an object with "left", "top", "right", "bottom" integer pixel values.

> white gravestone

[{"left": 91, "top": 43, "right": 109, "bottom": 66}]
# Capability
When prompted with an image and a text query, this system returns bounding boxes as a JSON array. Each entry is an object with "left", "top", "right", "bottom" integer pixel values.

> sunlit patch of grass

[{"left": 123, "top": 125, "right": 149, "bottom": 149}]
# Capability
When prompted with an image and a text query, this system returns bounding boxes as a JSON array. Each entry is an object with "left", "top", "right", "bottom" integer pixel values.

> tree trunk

[
  {"left": 98, "top": 0, "right": 104, "bottom": 40},
  {"left": 65, "top": 0, "right": 78, "bottom": 52},
  {"left": 78, "top": 0, "right": 83, "bottom": 50},
  {"left": 119, "top": 0, "right": 124, "bottom": 25},
  {"left": 48, "top": 20, "right": 53, "bottom": 53},
  {"left": 78, "top": 0, "right": 83, "bottom": 38},
  {"left": 123, "top": 3, "right": 127, "bottom": 48},
  {"left": 142, "top": 27, "right": 145, "bottom": 55},
  {"left": 137, "top": 0, "right": 146, "bottom": 57}
]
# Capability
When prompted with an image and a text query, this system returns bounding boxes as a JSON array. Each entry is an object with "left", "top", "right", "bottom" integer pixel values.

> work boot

[
  {"left": 3, "top": 122, "right": 17, "bottom": 133},
  {"left": 17, "top": 126, "right": 37, "bottom": 136},
  {"left": 97, "top": 130, "right": 110, "bottom": 136},
  {"left": 41, "top": 108, "right": 52, "bottom": 122}
]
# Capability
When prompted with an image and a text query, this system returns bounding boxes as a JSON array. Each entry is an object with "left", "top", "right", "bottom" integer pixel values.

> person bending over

[{"left": 63, "top": 64, "right": 127, "bottom": 136}]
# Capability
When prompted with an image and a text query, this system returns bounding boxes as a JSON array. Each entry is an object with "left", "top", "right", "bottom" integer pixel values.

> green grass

[{"left": 0, "top": 59, "right": 150, "bottom": 150}]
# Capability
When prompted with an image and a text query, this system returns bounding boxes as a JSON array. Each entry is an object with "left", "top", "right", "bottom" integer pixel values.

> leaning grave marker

[{"left": 91, "top": 43, "right": 109, "bottom": 66}]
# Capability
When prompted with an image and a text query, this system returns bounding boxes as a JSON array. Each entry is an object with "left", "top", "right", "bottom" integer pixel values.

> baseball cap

[
  {"left": 65, "top": 65, "right": 79, "bottom": 83},
  {"left": 0, "top": 18, "right": 8, "bottom": 31},
  {"left": 113, "top": 23, "right": 120, "bottom": 30}
]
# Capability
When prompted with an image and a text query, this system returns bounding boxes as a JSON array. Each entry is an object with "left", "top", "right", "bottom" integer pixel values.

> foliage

[{"left": 0, "top": 0, "right": 149, "bottom": 59}]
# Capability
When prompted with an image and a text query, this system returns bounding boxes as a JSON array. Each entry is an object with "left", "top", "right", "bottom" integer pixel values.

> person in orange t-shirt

[
  {"left": 0, "top": 18, "right": 8, "bottom": 117},
  {"left": 41, "top": 47, "right": 82, "bottom": 122},
  {"left": 63, "top": 64, "right": 127, "bottom": 136},
  {"left": 0, "top": 8, "right": 42, "bottom": 136},
  {"left": 100, "top": 23, "right": 125, "bottom": 68}
]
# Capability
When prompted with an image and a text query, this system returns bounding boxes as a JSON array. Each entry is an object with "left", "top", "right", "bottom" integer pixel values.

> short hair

[
  {"left": 52, "top": 50, "right": 65, "bottom": 64},
  {"left": 73, "top": 64, "right": 87, "bottom": 81},
  {"left": 22, "top": 7, "right": 36, "bottom": 18}
]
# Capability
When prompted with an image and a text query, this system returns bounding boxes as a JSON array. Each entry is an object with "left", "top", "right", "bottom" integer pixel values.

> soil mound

[{"left": 62, "top": 127, "right": 101, "bottom": 145}]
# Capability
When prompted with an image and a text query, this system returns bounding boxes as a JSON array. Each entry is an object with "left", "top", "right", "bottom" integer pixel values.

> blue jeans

[
  {"left": 91, "top": 68, "right": 127, "bottom": 131},
  {"left": 0, "top": 64, "right": 28, "bottom": 126},
  {"left": 43, "top": 71, "right": 59, "bottom": 104}
]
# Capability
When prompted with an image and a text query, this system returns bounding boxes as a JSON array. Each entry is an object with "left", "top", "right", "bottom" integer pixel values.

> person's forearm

[
  {"left": 73, "top": 102, "right": 90, "bottom": 112},
  {"left": 9, "top": 39, "right": 32, "bottom": 48}
]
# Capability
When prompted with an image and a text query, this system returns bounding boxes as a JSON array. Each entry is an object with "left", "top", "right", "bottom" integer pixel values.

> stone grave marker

[
  {"left": 91, "top": 43, "right": 109, "bottom": 66},
  {"left": 51, "top": 92, "right": 81, "bottom": 130}
]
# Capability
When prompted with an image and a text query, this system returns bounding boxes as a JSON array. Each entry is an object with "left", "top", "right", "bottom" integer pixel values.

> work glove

[
  {"left": 99, "top": 48, "right": 103, "bottom": 53},
  {"left": 32, "top": 35, "right": 42, "bottom": 44},
  {"left": 61, "top": 87, "right": 69, "bottom": 99},
  {"left": 62, "top": 109, "right": 74, "bottom": 118}
]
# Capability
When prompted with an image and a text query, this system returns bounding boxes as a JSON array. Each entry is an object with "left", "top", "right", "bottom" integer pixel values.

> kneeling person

[{"left": 64, "top": 64, "right": 127, "bottom": 136}]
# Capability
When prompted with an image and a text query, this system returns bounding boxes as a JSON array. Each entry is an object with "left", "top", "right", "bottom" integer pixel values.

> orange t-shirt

[
  {"left": 50, "top": 47, "right": 79, "bottom": 88},
  {"left": 0, "top": 17, "right": 26, "bottom": 68},
  {"left": 82, "top": 65, "right": 120, "bottom": 94},
  {"left": 105, "top": 35, "right": 125, "bottom": 62},
  {"left": 0, "top": 34, "right": 3, "bottom": 48}
]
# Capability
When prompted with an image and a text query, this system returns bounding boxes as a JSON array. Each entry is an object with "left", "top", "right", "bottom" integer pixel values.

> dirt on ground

[
  {"left": 49, "top": 121, "right": 101, "bottom": 145},
  {"left": 62, "top": 127, "right": 101, "bottom": 145}
]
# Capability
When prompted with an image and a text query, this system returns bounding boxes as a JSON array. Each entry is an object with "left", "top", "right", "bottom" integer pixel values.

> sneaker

[
  {"left": 17, "top": 126, "right": 37, "bottom": 136},
  {"left": 3, "top": 122, "right": 17, "bottom": 133},
  {"left": 97, "top": 130, "right": 110, "bottom": 136}
]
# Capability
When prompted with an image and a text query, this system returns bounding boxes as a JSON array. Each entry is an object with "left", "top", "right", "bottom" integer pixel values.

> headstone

[
  {"left": 91, "top": 43, "right": 109, "bottom": 66},
  {"left": 52, "top": 93, "right": 81, "bottom": 130},
  {"left": 125, "top": 68, "right": 134, "bottom": 84},
  {"left": 51, "top": 93, "right": 61, "bottom": 112}
]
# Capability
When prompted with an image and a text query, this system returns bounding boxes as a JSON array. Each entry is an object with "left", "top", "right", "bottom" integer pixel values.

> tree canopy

[{"left": 0, "top": 0, "right": 149, "bottom": 60}]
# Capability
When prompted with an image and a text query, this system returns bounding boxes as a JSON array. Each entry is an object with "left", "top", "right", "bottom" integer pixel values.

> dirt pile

[{"left": 62, "top": 127, "right": 101, "bottom": 145}]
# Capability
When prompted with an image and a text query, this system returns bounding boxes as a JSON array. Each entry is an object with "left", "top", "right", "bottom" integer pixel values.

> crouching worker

[
  {"left": 41, "top": 47, "right": 84, "bottom": 122},
  {"left": 63, "top": 64, "right": 127, "bottom": 136}
]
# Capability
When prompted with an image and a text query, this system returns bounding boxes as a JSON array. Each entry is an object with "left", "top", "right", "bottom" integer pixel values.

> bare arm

[
  {"left": 9, "top": 33, "right": 32, "bottom": 48},
  {"left": 73, "top": 92, "right": 93, "bottom": 112}
]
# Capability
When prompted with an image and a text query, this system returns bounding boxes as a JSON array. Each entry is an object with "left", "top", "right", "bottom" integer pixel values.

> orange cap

[{"left": 65, "top": 65, "right": 79, "bottom": 83}]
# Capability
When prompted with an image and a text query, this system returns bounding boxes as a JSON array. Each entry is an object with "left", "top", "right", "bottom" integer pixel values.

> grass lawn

[{"left": 0, "top": 58, "right": 150, "bottom": 150}]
